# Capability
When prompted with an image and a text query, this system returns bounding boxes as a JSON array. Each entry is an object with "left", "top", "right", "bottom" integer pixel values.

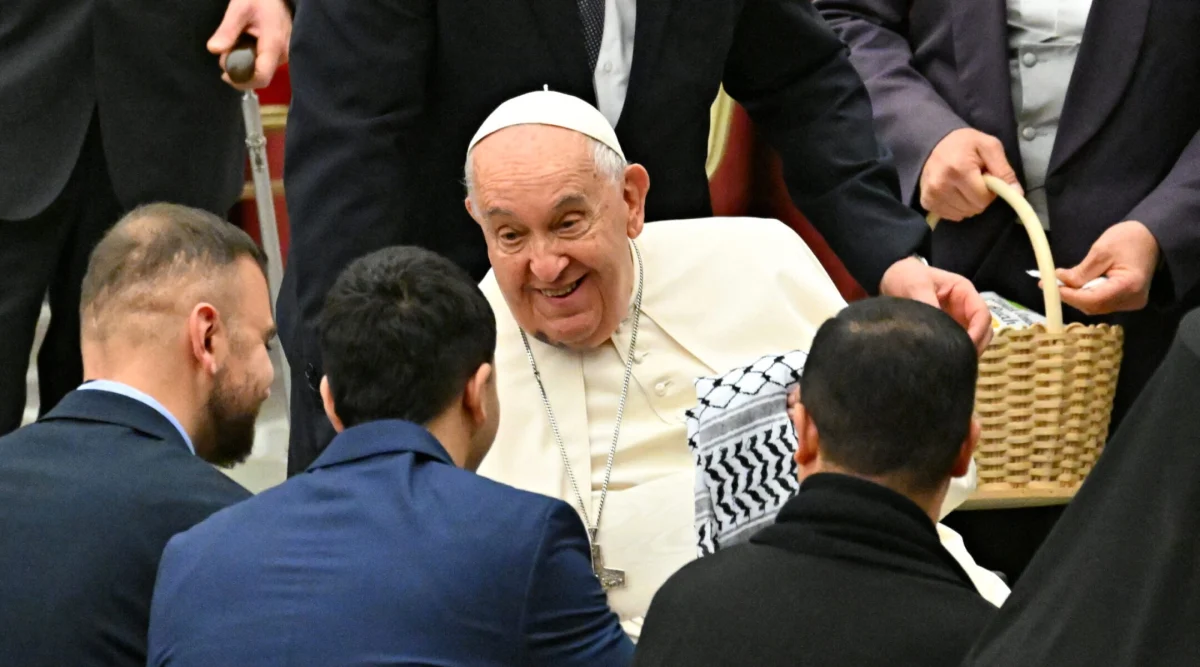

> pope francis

[{"left": 465, "top": 90, "right": 1008, "bottom": 637}]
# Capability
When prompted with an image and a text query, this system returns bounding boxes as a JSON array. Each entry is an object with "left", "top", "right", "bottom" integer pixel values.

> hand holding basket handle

[{"left": 926, "top": 175, "right": 1064, "bottom": 333}]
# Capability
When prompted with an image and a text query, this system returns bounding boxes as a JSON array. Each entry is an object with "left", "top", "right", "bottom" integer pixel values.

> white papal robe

[{"left": 478, "top": 217, "right": 1008, "bottom": 638}]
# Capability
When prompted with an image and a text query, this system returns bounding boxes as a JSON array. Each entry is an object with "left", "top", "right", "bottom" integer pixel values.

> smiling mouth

[{"left": 539, "top": 276, "right": 585, "bottom": 298}]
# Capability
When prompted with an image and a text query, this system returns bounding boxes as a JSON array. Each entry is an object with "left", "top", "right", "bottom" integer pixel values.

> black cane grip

[{"left": 225, "top": 34, "right": 258, "bottom": 84}]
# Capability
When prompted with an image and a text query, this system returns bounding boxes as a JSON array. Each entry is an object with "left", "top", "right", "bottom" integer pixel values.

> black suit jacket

[
  {"left": 633, "top": 474, "right": 997, "bottom": 667},
  {"left": 816, "top": 0, "right": 1200, "bottom": 421},
  {"left": 0, "top": 0, "right": 244, "bottom": 220},
  {"left": 280, "top": 0, "right": 929, "bottom": 425},
  {"left": 0, "top": 390, "right": 251, "bottom": 667}
]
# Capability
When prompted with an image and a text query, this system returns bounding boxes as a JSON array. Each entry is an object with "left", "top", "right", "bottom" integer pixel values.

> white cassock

[{"left": 477, "top": 217, "right": 1009, "bottom": 638}]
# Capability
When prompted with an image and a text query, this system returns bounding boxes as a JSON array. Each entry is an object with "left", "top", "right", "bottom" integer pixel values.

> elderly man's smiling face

[{"left": 467, "top": 125, "right": 650, "bottom": 350}]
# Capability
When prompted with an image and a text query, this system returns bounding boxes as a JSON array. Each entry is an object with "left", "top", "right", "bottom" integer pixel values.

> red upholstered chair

[{"left": 705, "top": 90, "right": 867, "bottom": 303}]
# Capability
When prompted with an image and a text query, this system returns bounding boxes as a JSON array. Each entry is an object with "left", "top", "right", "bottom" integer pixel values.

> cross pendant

[{"left": 588, "top": 530, "right": 625, "bottom": 591}]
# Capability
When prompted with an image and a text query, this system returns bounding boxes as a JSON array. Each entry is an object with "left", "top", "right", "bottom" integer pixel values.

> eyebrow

[
  {"left": 485, "top": 193, "right": 590, "bottom": 220},
  {"left": 264, "top": 325, "right": 278, "bottom": 343}
]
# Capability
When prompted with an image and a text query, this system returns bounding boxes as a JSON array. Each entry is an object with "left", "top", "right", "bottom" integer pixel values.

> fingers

[
  {"left": 976, "top": 136, "right": 1023, "bottom": 195},
  {"left": 211, "top": 0, "right": 291, "bottom": 90},
  {"left": 921, "top": 181, "right": 976, "bottom": 222},
  {"left": 930, "top": 270, "right": 993, "bottom": 354},
  {"left": 958, "top": 169, "right": 993, "bottom": 213},
  {"left": 966, "top": 303, "right": 994, "bottom": 354},
  {"left": 207, "top": 2, "right": 250, "bottom": 55},
  {"left": 1060, "top": 280, "right": 1124, "bottom": 316},
  {"left": 920, "top": 129, "right": 1021, "bottom": 222},
  {"left": 252, "top": 40, "right": 284, "bottom": 87},
  {"left": 1055, "top": 247, "right": 1110, "bottom": 289},
  {"left": 921, "top": 164, "right": 989, "bottom": 222}
]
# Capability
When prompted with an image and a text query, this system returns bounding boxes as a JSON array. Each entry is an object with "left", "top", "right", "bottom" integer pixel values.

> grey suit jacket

[{"left": 816, "top": 0, "right": 1200, "bottom": 422}]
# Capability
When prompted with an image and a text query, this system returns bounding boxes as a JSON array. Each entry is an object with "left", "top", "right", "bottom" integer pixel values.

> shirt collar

[
  {"left": 78, "top": 380, "right": 195, "bottom": 455},
  {"left": 308, "top": 420, "right": 455, "bottom": 472}
]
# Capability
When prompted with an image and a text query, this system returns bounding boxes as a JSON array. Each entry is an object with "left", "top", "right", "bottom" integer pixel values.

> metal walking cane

[{"left": 227, "top": 38, "right": 291, "bottom": 419}]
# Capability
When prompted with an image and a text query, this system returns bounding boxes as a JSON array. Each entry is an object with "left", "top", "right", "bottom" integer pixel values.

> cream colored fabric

[{"left": 477, "top": 217, "right": 1005, "bottom": 638}]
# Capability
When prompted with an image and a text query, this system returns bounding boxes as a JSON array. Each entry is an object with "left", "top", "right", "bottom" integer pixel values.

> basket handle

[{"left": 925, "top": 175, "right": 1064, "bottom": 333}]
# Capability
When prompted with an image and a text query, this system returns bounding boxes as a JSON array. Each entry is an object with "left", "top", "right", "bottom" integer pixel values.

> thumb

[
  {"left": 976, "top": 138, "right": 1023, "bottom": 195},
  {"left": 1056, "top": 247, "right": 1110, "bottom": 289},
  {"left": 207, "top": 3, "right": 250, "bottom": 54}
]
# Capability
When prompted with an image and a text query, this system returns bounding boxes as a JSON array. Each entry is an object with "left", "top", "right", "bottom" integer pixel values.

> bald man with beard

[{"left": 0, "top": 203, "right": 276, "bottom": 667}]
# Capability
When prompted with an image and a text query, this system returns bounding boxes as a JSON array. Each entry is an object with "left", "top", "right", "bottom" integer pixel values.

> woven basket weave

[{"left": 930, "top": 176, "right": 1124, "bottom": 492}]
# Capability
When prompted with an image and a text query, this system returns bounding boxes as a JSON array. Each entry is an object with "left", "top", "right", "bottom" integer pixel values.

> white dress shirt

[
  {"left": 593, "top": 0, "right": 637, "bottom": 127},
  {"left": 1007, "top": 0, "right": 1094, "bottom": 230}
]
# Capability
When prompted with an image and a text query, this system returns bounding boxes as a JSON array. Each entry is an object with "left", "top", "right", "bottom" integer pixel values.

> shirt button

[
  {"left": 1021, "top": 126, "right": 1037, "bottom": 141},
  {"left": 633, "top": 351, "right": 648, "bottom": 364},
  {"left": 603, "top": 61, "right": 613, "bottom": 73},
  {"left": 1021, "top": 52, "right": 1037, "bottom": 67},
  {"left": 654, "top": 380, "right": 672, "bottom": 396}
]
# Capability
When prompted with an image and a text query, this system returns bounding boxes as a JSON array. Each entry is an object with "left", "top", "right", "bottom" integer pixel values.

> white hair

[{"left": 463, "top": 135, "right": 628, "bottom": 211}]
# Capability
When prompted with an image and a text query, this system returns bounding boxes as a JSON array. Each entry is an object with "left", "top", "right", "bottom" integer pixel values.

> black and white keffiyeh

[{"left": 685, "top": 350, "right": 807, "bottom": 557}]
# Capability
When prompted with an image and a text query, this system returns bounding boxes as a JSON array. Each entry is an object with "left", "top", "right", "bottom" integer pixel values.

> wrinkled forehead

[{"left": 471, "top": 125, "right": 597, "bottom": 191}]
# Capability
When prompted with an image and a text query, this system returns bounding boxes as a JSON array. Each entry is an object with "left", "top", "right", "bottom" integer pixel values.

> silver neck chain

[{"left": 519, "top": 241, "right": 644, "bottom": 541}]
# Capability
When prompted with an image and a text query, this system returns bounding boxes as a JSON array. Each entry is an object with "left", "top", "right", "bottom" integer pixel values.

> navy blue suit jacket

[
  {"left": 147, "top": 420, "right": 633, "bottom": 666},
  {"left": 0, "top": 390, "right": 251, "bottom": 666}
]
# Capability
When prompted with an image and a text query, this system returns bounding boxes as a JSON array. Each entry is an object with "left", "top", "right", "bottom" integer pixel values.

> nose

[{"left": 528, "top": 242, "right": 569, "bottom": 284}]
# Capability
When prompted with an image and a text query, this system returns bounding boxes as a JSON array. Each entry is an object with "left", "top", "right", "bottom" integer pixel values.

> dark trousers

[
  {"left": 285, "top": 356, "right": 336, "bottom": 476},
  {"left": 0, "top": 114, "right": 122, "bottom": 435}
]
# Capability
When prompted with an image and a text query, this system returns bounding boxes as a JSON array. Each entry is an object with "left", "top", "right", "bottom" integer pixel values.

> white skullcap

[{"left": 467, "top": 86, "right": 625, "bottom": 159}]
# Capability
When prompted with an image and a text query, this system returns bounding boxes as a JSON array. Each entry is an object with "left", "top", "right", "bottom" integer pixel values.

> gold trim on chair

[
  {"left": 261, "top": 104, "right": 289, "bottom": 132},
  {"left": 706, "top": 86, "right": 735, "bottom": 180}
]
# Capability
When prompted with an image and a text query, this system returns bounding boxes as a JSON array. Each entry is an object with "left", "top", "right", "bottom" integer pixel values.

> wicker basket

[{"left": 929, "top": 176, "right": 1124, "bottom": 494}]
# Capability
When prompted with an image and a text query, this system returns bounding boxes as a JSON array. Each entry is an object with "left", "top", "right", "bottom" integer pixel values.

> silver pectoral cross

[{"left": 588, "top": 529, "right": 626, "bottom": 591}]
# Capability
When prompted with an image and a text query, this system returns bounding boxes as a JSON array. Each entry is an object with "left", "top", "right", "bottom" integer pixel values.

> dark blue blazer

[
  {"left": 147, "top": 420, "right": 634, "bottom": 666},
  {"left": 0, "top": 389, "right": 252, "bottom": 667}
]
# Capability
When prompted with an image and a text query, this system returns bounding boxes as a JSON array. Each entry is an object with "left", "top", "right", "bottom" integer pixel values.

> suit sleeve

[
  {"left": 283, "top": 0, "right": 434, "bottom": 362},
  {"left": 721, "top": 0, "right": 930, "bottom": 294},
  {"left": 1125, "top": 128, "right": 1200, "bottom": 304},
  {"left": 814, "top": 0, "right": 971, "bottom": 204},
  {"left": 521, "top": 502, "right": 634, "bottom": 667}
]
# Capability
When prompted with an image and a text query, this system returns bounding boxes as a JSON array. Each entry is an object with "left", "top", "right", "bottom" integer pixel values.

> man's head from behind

[
  {"left": 463, "top": 90, "right": 651, "bottom": 350},
  {"left": 318, "top": 246, "right": 499, "bottom": 471},
  {"left": 80, "top": 203, "right": 276, "bottom": 467},
  {"left": 791, "top": 297, "right": 980, "bottom": 518}
]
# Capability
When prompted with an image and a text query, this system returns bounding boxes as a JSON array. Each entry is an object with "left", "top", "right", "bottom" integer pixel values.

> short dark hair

[
  {"left": 318, "top": 246, "right": 497, "bottom": 430},
  {"left": 80, "top": 203, "right": 267, "bottom": 340},
  {"left": 800, "top": 297, "right": 978, "bottom": 492}
]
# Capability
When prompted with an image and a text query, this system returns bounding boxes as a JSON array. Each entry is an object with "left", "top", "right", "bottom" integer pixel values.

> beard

[{"left": 199, "top": 366, "right": 262, "bottom": 468}]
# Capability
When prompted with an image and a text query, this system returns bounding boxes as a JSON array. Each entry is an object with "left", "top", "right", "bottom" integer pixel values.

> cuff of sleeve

[{"left": 1126, "top": 204, "right": 1199, "bottom": 305}]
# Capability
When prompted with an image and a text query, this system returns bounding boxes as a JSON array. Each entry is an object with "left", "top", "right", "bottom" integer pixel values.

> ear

[
  {"left": 465, "top": 195, "right": 481, "bottom": 225},
  {"left": 320, "top": 376, "right": 345, "bottom": 434},
  {"left": 462, "top": 362, "right": 494, "bottom": 428},
  {"left": 950, "top": 416, "right": 981, "bottom": 478},
  {"left": 791, "top": 402, "right": 821, "bottom": 481},
  {"left": 186, "top": 303, "right": 223, "bottom": 376},
  {"left": 622, "top": 164, "right": 650, "bottom": 240}
]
